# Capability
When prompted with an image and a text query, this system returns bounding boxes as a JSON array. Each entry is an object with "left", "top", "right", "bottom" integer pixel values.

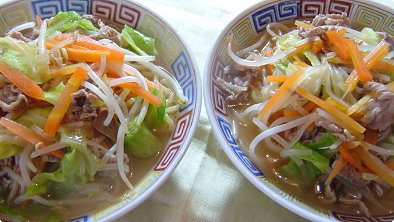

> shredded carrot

[
  {"left": 44, "top": 68, "right": 88, "bottom": 137},
  {"left": 291, "top": 42, "right": 313, "bottom": 55},
  {"left": 346, "top": 41, "right": 389, "bottom": 92},
  {"left": 258, "top": 71, "right": 303, "bottom": 119},
  {"left": 50, "top": 63, "right": 85, "bottom": 78},
  {"left": 326, "top": 30, "right": 349, "bottom": 60},
  {"left": 325, "top": 156, "right": 347, "bottom": 185},
  {"left": 355, "top": 147, "right": 394, "bottom": 187},
  {"left": 344, "top": 39, "right": 373, "bottom": 82},
  {"left": 0, "top": 117, "right": 63, "bottom": 158},
  {"left": 386, "top": 162, "right": 394, "bottom": 170},
  {"left": 294, "top": 20, "right": 315, "bottom": 30},
  {"left": 311, "top": 40, "right": 323, "bottom": 54},
  {"left": 372, "top": 60, "right": 394, "bottom": 72},
  {"left": 267, "top": 75, "right": 287, "bottom": 83},
  {"left": 295, "top": 87, "right": 365, "bottom": 136},
  {"left": 303, "top": 101, "right": 318, "bottom": 112},
  {"left": 364, "top": 128, "right": 378, "bottom": 145},
  {"left": 0, "top": 62, "right": 44, "bottom": 100},
  {"left": 283, "top": 109, "right": 301, "bottom": 117},
  {"left": 117, "top": 82, "right": 162, "bottom": 107},
  {"left": 339, "top": 143, "right": 368, "bottom": 173},
  {"left": 50, "top": 34, "right": 124, "bottom": 63},
  {"left": 46, "top": 42, "right": 111, "bottom": 62},
  {"left": 325, "top": 97, "right": 348, "bottom": 112},
  {"left": 293, "top": 61, "right": 309, "bottom": 68}
]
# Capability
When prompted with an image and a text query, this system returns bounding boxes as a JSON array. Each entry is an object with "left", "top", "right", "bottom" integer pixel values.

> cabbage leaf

[
  {"left": 44, "top": 82, "right": 65, "bottom": 105},
  {"left": 27, "top": 128, "right": 100, "bottom": 197},
  {"left": 145, "top": 88, "right": 167, "bottom": 129},
  {"left": 121, "top": 25, "right": 158, "bottom": 56},
  {"left": 47, "top": 11, "right": 98, "bottom": 37},
  {"left": 124, "top": 117, "right": 161, "bottom": 158},
  {"left": 0, "top": 37, "right": 49, "bottom": 83}
]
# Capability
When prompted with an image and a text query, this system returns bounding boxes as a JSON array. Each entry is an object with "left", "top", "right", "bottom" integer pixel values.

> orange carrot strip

[
  {"left": 386, "top": 162, "right": 394, "bottom": 170},
  {"left": 117, "top": 82, "right": 162, "bottom": 107},
  {"left": 0, "top": 62, "right": 44, "bottom": 100},
  {"left": 311, "top": 39, "right": 323, "bottom": 54},
  {"left": 50, "top": 63, "right": 85, "bottom": 78},
  {"left": 295, "top": 87, "right": 365, "bottom": 135},
  {"left": 339, "top": 143, "right": 368, "bottom": 173},
  {"left": 0, "top": 118, "right": 63, "bottom": 158},
  {"left": 267, "top": 75, "right": 287, "bottom": 83},
  {"left": 344, "top": 39, "right": 373, "bottom": 82},
  {"left": 345, "top": 41, "right": 389, "bottom": 91},
  {"left": 44, "top": 68, "right": 88, "bottom": 137},
  {"left": 303, "top": 101, "right": 318, "bottom": 112},
  {"left": 46, "top": 42, "right": 111, "bottom": 63},
  {"left": 293, "top": 61, "right": 309, "bottom": 67},
  {"left": 326, "top": 30, "right": 349, "bottom": 60},
  {"left": 66, "top": 48, "right": 111, "bottom": 62},
  {"left": 325, "top": 97, "right": 348, "bottom": 112},
  {"left": 355, "top": 147, "right": 394, "bottom": 187},
  {"left": 372, "top": 60, "right": 394, "bottom": 72},
  {"left": 283, "top": 109, "right": 301, "bottom": 117},
  {"left": 291, "top": 42, "right": 313, "bottom": 55},
  {"left": 50, "top": 34, "right": 124, "bottom": 63},
  {"left": 325, "top": 156, "right": 347, "bottom": 185},
  {"left": 258, "top": 71, "right": 303, "bottom": 119}
]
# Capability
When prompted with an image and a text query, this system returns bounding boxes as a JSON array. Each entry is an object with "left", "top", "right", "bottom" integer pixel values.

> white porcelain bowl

[
  {"left": 0, "top": 0, "right": 201, "bottom": 221},
  {"left": 204, "top": 0, "right": 394, "bottom": 221}
]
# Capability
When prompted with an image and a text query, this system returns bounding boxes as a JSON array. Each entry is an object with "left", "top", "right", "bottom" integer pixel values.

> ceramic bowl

[
  {"left": 204, "top": 0, "right": 393, "bottom": 221},
  {"left": 0, "top": 0, "right": 201, "bottom": 221}
]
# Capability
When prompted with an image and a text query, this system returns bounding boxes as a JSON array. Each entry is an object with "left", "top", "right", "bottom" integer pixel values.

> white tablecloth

[{"left": 119, "top": 0, "right": 392, "bottom": 221}]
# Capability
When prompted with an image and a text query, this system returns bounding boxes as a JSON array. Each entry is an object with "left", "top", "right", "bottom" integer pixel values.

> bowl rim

[
  {"left": 203, "top": 0, "right": 393, "bottom": 221},
  {"left": 102, "top": 1, "right": 202, "bottom": 221},
  {"left": 0, "top": 0, "right": 202, "bottom": 221}
]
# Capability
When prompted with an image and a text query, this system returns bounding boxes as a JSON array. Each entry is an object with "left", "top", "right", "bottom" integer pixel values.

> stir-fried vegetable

[
  {"left": 44, "top": 68, "right": 87, "bottom": 137},
  {"left": 226, "top": 14, "right": 394, "bottom": 216},
  {"left": 0, "top": 10, "right": 186, "bottom": 221}
]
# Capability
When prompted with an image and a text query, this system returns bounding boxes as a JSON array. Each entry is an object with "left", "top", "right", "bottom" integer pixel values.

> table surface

[{"left": 119, "top": 0, "right": 392, "bottom": 221}]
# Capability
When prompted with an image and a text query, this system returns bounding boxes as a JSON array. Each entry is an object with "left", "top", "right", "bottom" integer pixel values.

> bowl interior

[
  {"left": 205, "top": 0, "right": 394, "bottom": 221},
  {"left": 0, "top": 0, "right": 201, "bottom": 221}
]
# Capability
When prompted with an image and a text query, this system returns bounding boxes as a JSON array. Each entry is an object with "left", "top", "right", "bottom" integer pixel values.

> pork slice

[
  {"left": 362, "top": 81, "right": 394, "bottom": 141},
  {"left": 0, "top": 84, "right": 28, "bottom": 113},
  {"left": 63, "top": 89, "right": 98, "bottom": 123}
]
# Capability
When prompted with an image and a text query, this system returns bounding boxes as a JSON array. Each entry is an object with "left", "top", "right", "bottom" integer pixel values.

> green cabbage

[
  {"left": 145, "top": 88, "right": 167, "bottom": 129},
  {"left": 0, "top": 108, "right": 51, "bottom": 160},
  {"left": 121, "top": 25, "right": 158, "bottom": 56},
  {"left": 44, "top": 82, "right": 65, "bottom": 105},
  {"left": 16, "top": 107, "right": 51, "bottom": 128},
  {"left": 27, "top": 128, "right": 100, "bottom": 197},
  {"left": 0, "top": 141, "right": 23, "bottom": 160},
  {"left": 361, "top": 27, "right": 380, "bottom": 45},
  {"left": 280, "top": 159, "right": 321, "bottom": 185},
  {"left": 124, "top": 117, "right": 161, "bottom": 158},
  {"left": 0, "top": 37, "right": 49, "bottom": 83},
  {"left": 278, "top": 33, "right": 301, "bottom": 50},
  {"left": 46, "top": 11, "right": 98, "bottom": 37}
]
